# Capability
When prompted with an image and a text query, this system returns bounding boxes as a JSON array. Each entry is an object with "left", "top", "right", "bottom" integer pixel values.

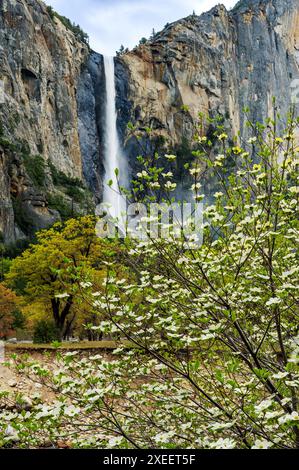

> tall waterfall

[{"left": 103, "top": 56, "right": 127, "bottom": 228}]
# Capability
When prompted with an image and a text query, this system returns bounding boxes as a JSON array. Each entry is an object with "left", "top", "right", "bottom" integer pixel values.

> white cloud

[{"left": 47, "top": 0, "right": 237, "bottom": 55}]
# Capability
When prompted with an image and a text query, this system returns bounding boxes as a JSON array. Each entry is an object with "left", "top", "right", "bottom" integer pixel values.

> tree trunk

[{"left": 51, "top": 296, "right": 74, "bottom": 341}]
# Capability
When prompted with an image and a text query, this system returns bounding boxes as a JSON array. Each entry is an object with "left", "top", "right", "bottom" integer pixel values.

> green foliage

[
  {"left": 7, "top": 112, "right": 21, "bottom": 132},
  {"left": 46, "top": 5, "right": 55, "bottom": 20},
  {"left": 50, "top": 165, "right": 75, "bottom": 186},
  {"left": 12, "top": 197, "right": 35, "bottom": 236},
  {"left": 180, "top": 104, "right": 190, "bottom": 113},
  {"left": 18, "top": 140, "right": 30, "bottom": 156},
  {"left": 49, "top": 162, "right": 84, "bottom": 189},
  {"left": 116, "top": 45, "right": 129, "bottom": 56},
  {"left": 33, "top": 319, "right": 60, "bottom": 344},
  {"left": 0, "top": 284, "right": 19, "bottom": 339},
  {"left": 49, "top": 162, "right": 93, "bottom": 209},
  {"left": 47, "top": 6, "right": 89, "bottom": 45},
  {"left": 6, "top": 216, "right": 110, "bottom": 339},
  {"left": 46, "top": 193, "right": 74, "bottom": 221},
  {"left": 47, "top": 190, "right": 93, "bottom": 222},
  {"left": 65, "top": 186, "right": 85, "bottom": 203},
  {"left": 12, "top": 310, "right": 26, "bottom": 330},
  {"left": 1, "top": 239, "right": 31, "bottom": 260},
  {"left": 0, "top": 257, "right": 12, "bottom": 282},
  {"left": 7, "top": 275, "right": 27, "bottom": 297},
  {"left": 0, "top": 136, "right": 17, "bottom": 152},
  {"left": 175, "top": 136, "right": 193, "bottom": 178},
  {"left": 0, "top": 126, "right": 94, "bottom": 241},
  {"left": 0, "top": 128, "right": 45, "bottom": 188},
  {"left": 2, "top": 113, "right": 299, "bottom": 450},
  {"left": 22, "top": 154, "right": 46, "bottom": 188}
]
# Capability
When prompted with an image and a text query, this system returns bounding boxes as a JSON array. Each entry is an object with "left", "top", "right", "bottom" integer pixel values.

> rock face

[
  {"left": 118, "top": 0, "right": 299, "bottom": 156},
  {"left": 0, "top": 0, "right": 299, "bottom": 242},
  {"left": 77, "top": 52, "right": 105, "bottom": 200},
  {"left": 0, "top": 146, "right": 15, "bottom": 242},
  {"left": 0, "top": 0, "right": 99, "bottom": 242},
  {"left": 0, "top": 143, "right": 58, "bottom": 241},
  {"left": 0, "top": 0, "right": 88, "bottom": 175}
]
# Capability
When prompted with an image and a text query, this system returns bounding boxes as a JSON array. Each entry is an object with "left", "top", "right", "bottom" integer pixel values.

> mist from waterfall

[{"left": 103, "top": 56, "right": 127, "bottom": 228}]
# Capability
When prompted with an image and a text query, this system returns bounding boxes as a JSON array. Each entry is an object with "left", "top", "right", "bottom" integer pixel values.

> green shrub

[
  {"left": 0, "top": 130, "right": 45, "bottom": 188},
  {"left": 33, "top": 319, "right": 60, "bottom": 344},
  {"left": 22, "top": 154, "right": 46, "bottom": 187},
  {"left": 175, "top": 136, "right": 194, "bottom": 178},
  {"left": 12, "top": 197, "right": 35, "bottom": 236},
  {"left": 46, "top": 5, "right": 55, "bottom": 20},
  {"left": 0, "top": 257, "right": 12, "bottom": 282},
  {"left": 7, "top": 112, "right": 21, "bottom": 132},
  {"left": 0, "top": 136, "right": 17, "bottom": 152},
  {"left": 49, "top": 163, "right": 89, "bottom": 203},
  {"left": 12, "top": 310, "right": 26, "bottom": 330},
  {"left": 65, "top": 186, "right": 85, "bottom": 203},
  {"left": 49, "top": 162, "right": 84, "bottom": 188},
  {"left": 47, "top": 6, "right": 89, "bottom": 45},
  {"left": 2, "top": 239, "right": 31, "bottom": 260},
  {"left": 47, "top": 193, "right": 75, "bottom": 220}
]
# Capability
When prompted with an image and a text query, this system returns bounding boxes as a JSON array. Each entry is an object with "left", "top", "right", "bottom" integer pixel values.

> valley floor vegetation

[{"left": 0, "top": 112, "right": 299, "bottom": 449}]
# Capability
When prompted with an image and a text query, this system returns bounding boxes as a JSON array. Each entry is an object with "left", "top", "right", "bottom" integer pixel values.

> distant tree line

[{"left": 47, "top": 5, "right": 89, "bottom": 46}]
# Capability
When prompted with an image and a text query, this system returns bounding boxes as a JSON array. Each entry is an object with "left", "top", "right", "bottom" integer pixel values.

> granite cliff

[
  {"left": 118, "top": 0, "right": 299, "bottom": 160},
  {"left": 0, "top": 0, "right": 93, "bottom": 243},
  {"left": 0, "top": 0, "right": 298, "bottom": 243}
]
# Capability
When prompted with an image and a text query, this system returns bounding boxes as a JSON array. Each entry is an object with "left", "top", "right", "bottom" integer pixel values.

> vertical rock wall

[{"left": 0, "top": 0, "right": 299, "bottom": 242}]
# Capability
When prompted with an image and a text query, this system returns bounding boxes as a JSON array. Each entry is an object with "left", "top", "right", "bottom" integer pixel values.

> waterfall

[{"left": 103, "top": 56, "right": 127, "bottom": 229}]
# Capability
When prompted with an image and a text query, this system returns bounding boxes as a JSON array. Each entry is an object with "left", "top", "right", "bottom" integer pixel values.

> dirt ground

[
  {"left": 0, "top": 345, "right": 115, "bottom": 400},
  {"left": 0, "top": 358, "right": 54, "bottom": 400}
]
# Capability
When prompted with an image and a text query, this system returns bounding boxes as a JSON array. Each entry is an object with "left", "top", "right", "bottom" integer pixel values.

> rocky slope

[
  {"left": 0, "top": 0, "right": 298, "bottom": 243},
  {"left": 0, "top": 0, "right": 95, "bottom": 242},
  {"left": 118, "top": 0, "right": 299, "bottom": 156}
]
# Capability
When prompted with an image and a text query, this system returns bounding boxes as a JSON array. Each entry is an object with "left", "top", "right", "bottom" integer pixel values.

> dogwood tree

[{"left": 1, "top": 113, "right": 299, "bottom": 449}]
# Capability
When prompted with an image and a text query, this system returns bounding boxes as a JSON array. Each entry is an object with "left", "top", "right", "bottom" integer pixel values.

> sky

[{"left": 47, "top": 0, "right": 237, "bottom": 55}]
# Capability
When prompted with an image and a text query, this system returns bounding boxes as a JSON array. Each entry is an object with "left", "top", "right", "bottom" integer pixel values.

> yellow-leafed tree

[
  {"left": 0, "top": 284, "right": 20, "bottom": 339},
  {"left": 6, "top": 216, "right": 117, "bottom": 340}
]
